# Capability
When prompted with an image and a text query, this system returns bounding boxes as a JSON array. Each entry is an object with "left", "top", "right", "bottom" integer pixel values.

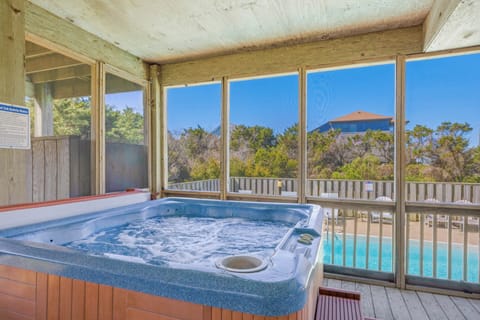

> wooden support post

[
  {"left": 220, "top": 77, "right": 230, "bottom": 200},
  {"left": 91, "top": 62, "right": 105, "bottom": 194},
  {"left": 0, "top": 0, "right": 25, "bottom": 105},
  {"left": 159, "top": 73, "right": 168, "bottom": 195},
  {"left": 298, "top": 67, "right": 307, "bottom": 203},
  {"left": 149, "top": 64, "right": 162, "bottom": 196},
  {"left": 0, "top": 0, "right": 32, "bottom": 206},
  {"left": 395, "top": 55, "right": 407, "bottom": 289},
  {"left": 33, "top": 83, "right": 54, "bottom": 136}
]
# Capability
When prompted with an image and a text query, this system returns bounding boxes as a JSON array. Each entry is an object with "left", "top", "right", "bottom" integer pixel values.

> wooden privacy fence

[
  {"left": 0, "top": 136, "right": 73, "bottom": 206},
  {"left": 0, "top": 136, "right": 148, "bottom": 206},
  {"left": 169, "top": 177, "right": 480, "bottom": 203}
]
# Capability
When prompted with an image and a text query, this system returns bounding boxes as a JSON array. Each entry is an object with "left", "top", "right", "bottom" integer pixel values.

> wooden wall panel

[
  {"left": 98, "top": 285, "right": 113, "bottom": 320},
  {"left": 126, "top": 308, "right": 172, "bottom": 320},
  {"left": 0, "top": 266, "right": 315, "bottom": 320},
  {"left": 0, "top": 309, "right": 32, "bottom": 320},
  {"left": 44, "top": 140, "right": 58, "bottom": 201},
  {"left": 85, "top": 282, "right": 99, "bottom": 320},
  {"left": 0, "top": 151, "right": 8, "bottom": 205},
  {"left": 47, "top": 274, "right": 60, "bottom": 320},
  {"left": 32, "top": 140, "right": 46, "bottom": 202},
  {"left": 36, "top": 273, "right": 48, "bottom": 320},
  {"left": 0, "top": 292, "right": 36, "bottom": 319},
  {"left": 112, "top": 288, "right": 128, "bottom": 320},
  {"left": 0, "top": 265, "right": 37, "bottom": 320},
  {"left": 0, "top": 265, "right": 36, "bottom": 284},
  {"left": 127, "top": 290, "right": 204, "bottom": 320},
  {"left": 71, "top": 279, "right": 85, "bottom": 320},
  {"left": 0, "top": 278, "right": 36, "bottom": 300},
  {"left": 59, "top": 277, "right": 73, "bottom": 320},
  {"left": 0, "top": 136, "right": 75, "bottom": 206},
  {"left": 212, "top": 308, "right": 222, "bottom": 320},
  {"left": 56, "top": 138, "right": 70, "bottom": 200}
]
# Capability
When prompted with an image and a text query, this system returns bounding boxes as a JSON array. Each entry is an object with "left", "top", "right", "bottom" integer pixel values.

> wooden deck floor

[{"left": 323, "top": 278, "right": 480, "bottom": 320}]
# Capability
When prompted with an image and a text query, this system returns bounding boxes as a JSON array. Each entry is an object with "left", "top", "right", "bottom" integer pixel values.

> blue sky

[
  {"left": 106, "top": 91, "right": 144, "bottom": 114},
  {"left": 164, "top": 53, "right": 479, "bottom": 146}
]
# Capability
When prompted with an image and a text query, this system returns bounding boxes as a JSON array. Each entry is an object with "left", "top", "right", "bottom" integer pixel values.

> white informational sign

[
  {"left": 365, "top": 181, "right": 374, "bottom": 192},
  {"left": 0, "top": 103, "right": 31, "bottom": 149}
]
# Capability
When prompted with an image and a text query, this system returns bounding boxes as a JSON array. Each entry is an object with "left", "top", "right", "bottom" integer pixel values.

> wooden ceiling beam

[
  {"left": 50, "top": 75, "right": 142, "bottom": 100},
  {"left": 29, "top": 64, "right": 92, "bottom": 84},
  {"left": 26, "top": 53, "right": 84, "bottom": 74},
  {"left": 25, "top": 41, "right": 53, "bottom": 59},
  {"left": 25, "top": 2, "right": 148, "bottom": 80}
]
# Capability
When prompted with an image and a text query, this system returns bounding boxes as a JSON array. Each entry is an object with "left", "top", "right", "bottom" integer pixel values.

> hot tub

[{"left": 0, "top": 196, "right": 323, "bottom": 319}]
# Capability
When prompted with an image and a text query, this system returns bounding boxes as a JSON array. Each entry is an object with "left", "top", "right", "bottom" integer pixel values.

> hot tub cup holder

[
  {"left": 216, "top": 255, "right": 268, "bottom": 273},
  {"left": 297, "top": 233, "right": 315, "bottom": 245}
]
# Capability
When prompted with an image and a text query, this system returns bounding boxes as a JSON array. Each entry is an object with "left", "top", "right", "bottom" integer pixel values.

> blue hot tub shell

[{"left": 0, "top": 197, "right": 323, "bottom": 317}]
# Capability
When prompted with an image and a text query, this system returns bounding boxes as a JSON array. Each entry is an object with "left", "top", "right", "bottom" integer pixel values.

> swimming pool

[
  {"left": 323, "top": 234, "right": 479, "bottom": 283},
  {"left": 0, "top": 197, "right": 324, "bottom": 318}
]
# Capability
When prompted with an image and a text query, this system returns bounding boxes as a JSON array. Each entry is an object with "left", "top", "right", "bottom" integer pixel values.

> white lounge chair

[
  {"left": 320, "top": 193, "right": 340, "bottom": 224},
  {"left": 453, "top": 200, "right": 478, "bottom": 231},
  {"left": 281, "top": 191, "right": 297, "bottom": 197},
  {"left": 370, "top": 196, "right": 393, "bottom": 223},
  {"left": 423, "top": 198, "right": 446, "bottom": 227}
]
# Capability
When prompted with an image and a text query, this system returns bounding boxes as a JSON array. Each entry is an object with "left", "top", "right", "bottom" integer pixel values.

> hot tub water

[{"left": 66, "top": 216, "right": 293, "bottom": 267}]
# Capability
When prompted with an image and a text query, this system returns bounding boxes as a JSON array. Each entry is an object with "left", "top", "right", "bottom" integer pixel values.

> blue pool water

[{"left": 323, "top": 234, "right": 479, "bottom": 283}]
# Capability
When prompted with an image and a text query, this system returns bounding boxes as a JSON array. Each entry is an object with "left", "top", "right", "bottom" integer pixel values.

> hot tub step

[{"left": 315, "top": 286, "right": 377, "bottom": 320}]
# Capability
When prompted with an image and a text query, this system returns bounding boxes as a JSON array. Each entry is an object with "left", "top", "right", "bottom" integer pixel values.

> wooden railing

[
  {"left": 168, "top": 179, "right": 220, "bottom": 192},
  {"left": 168, "top": 177, "right": 480, "bottom": 203},
  {"left": 169, "top": 176, "right": 480, "bottom": 289},
  {"left": 406, "top": 210, "right": 480, "bottom": 285}
]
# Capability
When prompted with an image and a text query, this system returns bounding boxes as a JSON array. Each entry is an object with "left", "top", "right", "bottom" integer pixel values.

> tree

[
  {"left": 332, "top": 154, "right": 393, "bottom": 180},
  {"left": 105, "top": 105, "right": 144, "bottom": 144},
  {"left": 53, "top": 98, "right": 91, "bottom": 139},
  {"left": 406, "top": 122, "right": 475, "bottom": 182},
  {"left": 167, "top": 125, "right": 220, "bottom": 183},
  {"left": 464, "top": 146, "right": 480, "bottom": 182},
  {"left": 307, "top": 129, "right": 342, "bottom": 178},
  {"left": 435, "top": 122, "right": 472, "bottom": 181},
  {"left": 191, "top": 157, "right": 220, "bottom": 180},
  {"left": 246, "top": 147, "right": 297, "bottom": 178},
  {"left": 230, "top": 125, "right": 275, "bottom": 152},
  {"left": 362, "top": 130, "right": 394, "bottom": 163},
  {"left": 407, "top": 125, "right": 434, "bottom": 164},
  {"left": 277, "top": 124, "right": 298, "bottom": 160}
]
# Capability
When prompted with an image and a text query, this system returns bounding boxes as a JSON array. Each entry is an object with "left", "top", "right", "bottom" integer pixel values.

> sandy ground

[{"left": 322, "top": 213, "right": 479, "bottom": 246}]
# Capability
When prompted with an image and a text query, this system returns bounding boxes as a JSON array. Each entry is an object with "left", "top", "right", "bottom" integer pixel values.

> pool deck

[{"left": 324, "top": 278, "right": 480, "bottom": 320}]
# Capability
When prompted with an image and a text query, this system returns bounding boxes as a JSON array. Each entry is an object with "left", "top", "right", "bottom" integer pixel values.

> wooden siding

[{"left": 0, "top": 265, "right": 314, "bottom": 320}]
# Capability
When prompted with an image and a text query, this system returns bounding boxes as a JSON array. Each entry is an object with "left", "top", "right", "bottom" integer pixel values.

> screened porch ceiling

[{"left": 29, "top": 0, "right": 480, "bottom": 64}]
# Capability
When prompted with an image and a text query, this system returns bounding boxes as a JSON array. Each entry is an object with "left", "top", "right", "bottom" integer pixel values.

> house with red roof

[{"left": 313, "top": 110, "right": 394, "bottom": 133}]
